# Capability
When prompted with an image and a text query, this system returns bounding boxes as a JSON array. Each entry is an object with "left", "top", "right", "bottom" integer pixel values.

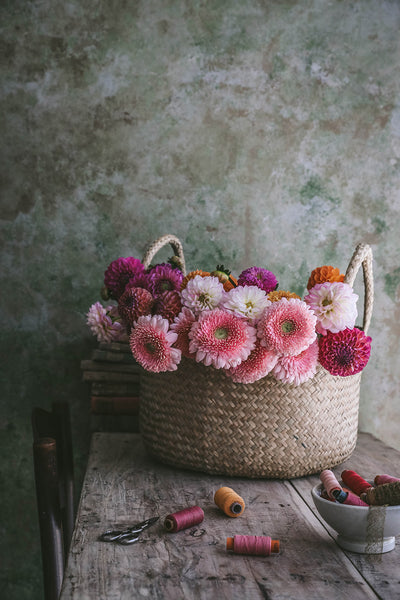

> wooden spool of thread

[
  {"left": 374, "top": 474, "right": 400, "bottom": 486},
  {"left": 214, "top": 487, "right": 245, "bottom": 517},
  {"left": 320, "top": 470, "right": 342, "bottom": 500},
  {"left": 341, "top": 470, "right": 373, "bottom": 496},
  {"left": 164, "top": 506, "right": 204, "bottom": 532},
  {"left": 361, "top": 481, "right": 400, "bottom": 506},
  {"left": 226, "top": 535, "right": 280, "bottom": 556}
]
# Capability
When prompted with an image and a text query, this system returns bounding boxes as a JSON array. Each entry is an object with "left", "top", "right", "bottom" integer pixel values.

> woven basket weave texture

[{"left": 139, "top": 237, "right": 373, "bottom": 479}]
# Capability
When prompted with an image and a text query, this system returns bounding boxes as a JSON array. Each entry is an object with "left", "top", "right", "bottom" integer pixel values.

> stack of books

[{"left": 81, "top": 342, "right": 141, "bottom": 432}]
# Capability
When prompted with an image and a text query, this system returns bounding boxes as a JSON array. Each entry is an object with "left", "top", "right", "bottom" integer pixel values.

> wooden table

[{"left": 60, "top": 432, "right": 400, "bottom": 599}]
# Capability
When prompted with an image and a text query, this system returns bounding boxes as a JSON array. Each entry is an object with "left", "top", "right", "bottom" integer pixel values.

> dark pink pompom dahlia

[{"left": 318, "top": 328, "right": 372, "bottom": 376}]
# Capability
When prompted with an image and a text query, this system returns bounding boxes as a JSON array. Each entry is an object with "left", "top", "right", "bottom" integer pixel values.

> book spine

[
  {"left": 90, "top": 396, "right": 140, "bottom": 415},
  {"left": 91, "top": 381, "right": 140, "bottom": 396}
]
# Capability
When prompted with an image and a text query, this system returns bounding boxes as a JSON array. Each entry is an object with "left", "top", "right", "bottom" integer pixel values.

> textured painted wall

[{"left": 1, "top": 0, "right": 400, "bottom": 597}]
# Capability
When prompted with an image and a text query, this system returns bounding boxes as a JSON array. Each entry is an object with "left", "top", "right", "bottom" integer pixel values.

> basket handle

[
  {"left": 142, "top": 234, "right": 186, "bottom": 276},
  {"left": 344, "top": 243, "right": 374, "bottom": 334}
]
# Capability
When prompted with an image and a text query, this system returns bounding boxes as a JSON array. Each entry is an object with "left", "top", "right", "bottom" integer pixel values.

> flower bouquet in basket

[
  {"left": 86, "top": 236, "right": 374, "bottom": 478},
  {"left": 87, "top": 240, "right": 372, "bottom": 386}
]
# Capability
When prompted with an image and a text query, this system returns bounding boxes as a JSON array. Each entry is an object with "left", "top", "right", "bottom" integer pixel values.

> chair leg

[{"left": 33, "top": 437, "right": 65, "bottom": 600}]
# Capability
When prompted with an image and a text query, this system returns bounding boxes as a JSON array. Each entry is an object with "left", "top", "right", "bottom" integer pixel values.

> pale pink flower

[
  {"left": 129, "top": 314, "right": 181, "bottom": 372},
  {"left": 170, "top": 307, "right": 197, "bottom": 358},
  {"left": 257, "top": 298, "right": 317, "bottom": 356},
  {"left": 304, "top": 281, "right": 358, "bottom": 335},
  {"left": 181, "top": 275, "right": 224, "bottom": 314},
  {"left": 86, "top": 302, "right": 127, "bottom": 343},
  {"left": 222, "top": 285, "right": 271, "bottom": 322},
  {"left": 189, "top": 308, "right": 257, "bottom": 369},
  {"left": 272, "top": 340, "right": 319, "bottom": 386},
  {"left": 226, "top": 339, "right": 278, "bottom": 383}
]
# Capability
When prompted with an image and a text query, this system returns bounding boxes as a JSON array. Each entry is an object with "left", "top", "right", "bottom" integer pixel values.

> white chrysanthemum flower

[
  {"left": 222, "top": 285, "right": 271, "bottom": 322},
  {"left": 181, "top": 275, "right": 224, "bottom": 314},
  {"left": 304, "top": 281, "right": 358, "bottom": 335}
]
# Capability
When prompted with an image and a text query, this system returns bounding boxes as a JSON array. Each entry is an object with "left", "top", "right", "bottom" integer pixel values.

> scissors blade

[
  {"left": 99, "top": 516, "right": 159, "bottom": 543},
  {"left": 128, "top": 516, "right": 159, "bottom": 534}
]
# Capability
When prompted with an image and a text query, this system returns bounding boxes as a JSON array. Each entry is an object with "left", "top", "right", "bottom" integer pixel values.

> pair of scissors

[{"left": 98, "top": 516, "right": 159, "bottom": 545}]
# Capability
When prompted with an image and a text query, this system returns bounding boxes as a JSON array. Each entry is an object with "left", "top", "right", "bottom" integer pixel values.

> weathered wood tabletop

[{"left": 60, "top": 432, "right": 400, "bottom": 600}]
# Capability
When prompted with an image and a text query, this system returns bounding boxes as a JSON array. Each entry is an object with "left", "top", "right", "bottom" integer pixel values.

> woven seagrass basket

[{"left": 139, "top": 235, "right": 373, "bottom": 479}]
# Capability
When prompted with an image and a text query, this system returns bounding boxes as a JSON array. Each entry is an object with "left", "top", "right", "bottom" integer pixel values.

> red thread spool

[
  {"left": 320, "top": 470, "right": 342, "bottom": 499},
  {"left": 341, "top": 470, "right": 373, "bottom": 496},
  {"left": 164, "top": 506, "right": 204, "bottom": 532},
  {"left": 374, "top": 474, "right": 400, "bottom": 486},
  {"left": 226, "top": 535, "right": 280, "bottom": 556}
]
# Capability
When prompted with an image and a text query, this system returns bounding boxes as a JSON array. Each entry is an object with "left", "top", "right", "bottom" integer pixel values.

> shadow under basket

[{"left": 139, "top": 360, "right": 362, "bottom": 479}]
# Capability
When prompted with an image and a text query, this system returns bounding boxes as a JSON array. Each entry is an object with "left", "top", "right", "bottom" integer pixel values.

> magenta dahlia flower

[
  {"left": 147, "top": 264, "right": 183, "bottom": 296},
  {"left": 104, "top": 257, "right": 145, "bottom": 300},
  {"left": 86, "top": 302, "right": 127, "bottom": 343},
  {"left": 127, "top": 272, "right": 151, "bottom": 291},
  {"left": 170, "top": 307, "right": 197, "bottom": 358},
  {"left": 318, "top": 328, "right": 372, "bottom": 376},
  {"left": 152, "top": 290, "right": 182, "bottom": 323},
  {"left": 189, "top": 308, "right": 257, "bottom": 369},
  {"left": 238, "top": 266, "right": 278, "bottom": 294},
  {"left": 129, "top": 314, "right": 181, "bottom": 372},
  {"left": 226, "top": 339, "right": 278, "bottom": 383},
  {"left": 272, "top": 340, "right": 319, "bottom": 386},
  {"left": 118, "top": 287, "right": 154, "bottom": 327},
  {"left": 257, "top": 298, "right": 317, "bottom": 356},
  {"left": 304, "top": 281, "right": 358, "bottom": 335}
]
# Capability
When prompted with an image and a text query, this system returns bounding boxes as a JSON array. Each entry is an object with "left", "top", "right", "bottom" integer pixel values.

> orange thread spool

[{"left": 214, "top": 486, "right": 245, "bottom": 517}]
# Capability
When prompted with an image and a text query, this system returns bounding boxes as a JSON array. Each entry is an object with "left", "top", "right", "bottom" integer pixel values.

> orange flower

[
  {"left": 268, "top": 290, "right": 301, "bottom": 302},
  {"left": 181, "top": 270, "right": 210, "bottom": 290},
  {"left": 222, "top": 275, "right": 238, "bottom": 292},
  {"left": 307, "top": 266, "right": 344, "bottom": 290}
]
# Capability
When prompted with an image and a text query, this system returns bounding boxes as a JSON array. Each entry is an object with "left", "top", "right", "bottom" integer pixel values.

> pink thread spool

[
  {"left": 320, "top": 470, "right": 342, "bottom": 500},
  {"left": 374, "top": 474, "right": 400, "bottom": 486},
  {"left": 226, "top": 535, "right": 280, "bottom": 556},
  {"left": 341, "top": 470, "right": 373, "bottom": 496},
  {"left": 164, "top": 506, "right": 204, "bottom": 532},
  {"left": 332, "top": 489, "right": 369, "bottom": 507}
]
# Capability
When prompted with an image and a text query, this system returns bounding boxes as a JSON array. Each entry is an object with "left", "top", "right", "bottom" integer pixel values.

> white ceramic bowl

[{"left": 311, "top": 482, "right": 400, "bottom": 553}]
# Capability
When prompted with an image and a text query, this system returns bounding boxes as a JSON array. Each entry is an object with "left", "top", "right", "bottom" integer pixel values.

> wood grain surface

[{"left": 60, "top": 433, "right": 400, "bottom": 600}]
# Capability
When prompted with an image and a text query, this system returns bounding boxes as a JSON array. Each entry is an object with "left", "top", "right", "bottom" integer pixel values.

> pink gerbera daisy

[
  {"left": 104, "top": 256, "right": 145, "bottom": 300},
  {"left": 318, "top": 328, "right": 372, "bottom": 376},
  {"left": 257, "top": 298, "right": 317, "bottom": 356},
  {"left": 226, "top": 339, "right": 278, "bottom": 383},
  {"left": 170, "top": 307, "right": 197, "bottom": 358},
  {"left": 272, "top": 340, "right": 319, "bottom": 386},
  {"left": 189, "top": 308, "right": 257, "bottom": 369},
  {"left": 129, "top": 314, "right": 181, "bottom": 372}
]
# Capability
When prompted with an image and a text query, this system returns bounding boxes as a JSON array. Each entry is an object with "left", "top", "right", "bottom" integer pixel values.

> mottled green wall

[{"left": 1, "top": 0, "right": 400, "bottom": 597}]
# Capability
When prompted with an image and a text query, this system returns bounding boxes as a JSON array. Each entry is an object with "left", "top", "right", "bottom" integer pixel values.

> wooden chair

[{"left": 32, "top": 402, "right": 75, "bottom": 600}]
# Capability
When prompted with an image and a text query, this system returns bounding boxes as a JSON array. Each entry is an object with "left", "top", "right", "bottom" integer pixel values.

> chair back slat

[{"left": 32, "top": 402, "right": 75, "bottom": 600}]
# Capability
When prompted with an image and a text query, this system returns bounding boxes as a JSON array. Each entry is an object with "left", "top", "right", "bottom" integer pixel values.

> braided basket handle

[
  {"left": 142, "top": 234, "right": 186, "bottom": 276},
  {"left": 344, "top": 243, "right": 373, "bottom": 334}
]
